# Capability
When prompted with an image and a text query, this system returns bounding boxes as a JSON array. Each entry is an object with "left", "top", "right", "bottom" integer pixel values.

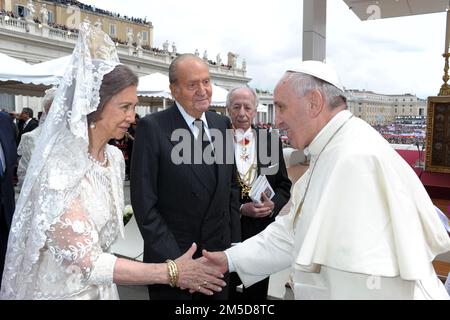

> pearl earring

[{"left": 90, "top": 121, "right": 96, "bottom": 129}]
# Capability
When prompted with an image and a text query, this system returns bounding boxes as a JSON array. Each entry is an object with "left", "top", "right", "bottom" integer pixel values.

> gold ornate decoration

[
  {"left": 439, "top": 53, "right": 450, "bottom": 96},
  {"left": 237, "top": 164, "right": 257, "bottom": 199},
  {"left": 425, "top": 96, "right": 450, "bottom": 173}
]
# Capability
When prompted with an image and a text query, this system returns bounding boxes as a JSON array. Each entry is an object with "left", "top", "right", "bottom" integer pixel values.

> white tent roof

[
  {"left": 0, "top": 53, "right": 51, "bottom": 96},
  {"left": 31, "top": 55, "right": 72, "bottom": 80},
  {"left": 137, "top": 72, "right": 229, "bottom": 106},
  {"left": 0, "top": 52, "right": 32, "bottom": 74},
  {"left": 0, "top": 53, "right": 71, "bottom": 86},
  {"left": 210, "top": 84, "right": 229, "bottom": 107},
  {"left": 137, "top": 72, "right": 171, "bottom": 98},
  {"left": 0, "top": 53, "right": 230, "bottom": 103}
]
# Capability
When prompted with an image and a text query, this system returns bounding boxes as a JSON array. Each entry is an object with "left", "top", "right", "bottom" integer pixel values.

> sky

[{"left": 79, "top": 0, "right": 447, "bottom": 99}]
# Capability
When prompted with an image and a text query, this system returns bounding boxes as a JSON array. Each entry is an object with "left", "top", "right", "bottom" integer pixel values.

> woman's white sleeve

[{"left": 46, "top": 197, "right": 117, "bottom": 286}]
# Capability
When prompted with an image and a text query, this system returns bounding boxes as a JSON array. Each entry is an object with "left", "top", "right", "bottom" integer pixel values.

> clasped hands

[
  {"left": 174, "top": 243, "right": 226, "bottom": 296},
  {"left": 174, "top": 243, "right": 229, "bottom": 296}
]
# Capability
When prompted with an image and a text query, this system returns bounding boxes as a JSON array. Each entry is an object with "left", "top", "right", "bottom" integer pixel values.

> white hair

[
  {"left": 226, "top": 86, "right": 259, "bottom": 109},
  {"left": 283, "top": 71, "right": 347, "bottom": 109}
]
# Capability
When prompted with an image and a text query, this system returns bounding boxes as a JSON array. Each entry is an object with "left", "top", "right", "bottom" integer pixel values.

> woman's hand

[{"left": 175, "top": 243, "right": 226, "bottom": 296}]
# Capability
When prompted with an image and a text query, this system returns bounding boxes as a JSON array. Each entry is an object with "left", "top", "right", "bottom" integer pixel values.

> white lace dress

[
  {"left": 0, "top": 23, "right": 127, "bottom": 300},
  {"left": 32, "top": 144, "right": 125, "bottom": 300}
]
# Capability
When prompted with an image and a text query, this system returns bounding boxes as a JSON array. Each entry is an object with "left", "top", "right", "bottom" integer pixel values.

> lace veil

[{"left": 0, "top": 22, "right": 120, "bottom": 299}]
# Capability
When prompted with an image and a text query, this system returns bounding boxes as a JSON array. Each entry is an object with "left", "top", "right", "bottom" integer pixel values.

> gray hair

[
  {"left": 87, "top": 64, "right": 139, "bottom": 125},
  {"left": 283, "top": 71, "right": 347, "bottom": 109},
  {"left": 169, "top": 53, "right": 208, "bottom": 84},
  {"left": 226, "top": 86, "right": 259, "bottom": 109}
]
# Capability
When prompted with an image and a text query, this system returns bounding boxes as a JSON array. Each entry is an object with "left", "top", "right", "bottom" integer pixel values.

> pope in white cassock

[{"left": 201, "top": 61, "right": 450, "bottom": 299}]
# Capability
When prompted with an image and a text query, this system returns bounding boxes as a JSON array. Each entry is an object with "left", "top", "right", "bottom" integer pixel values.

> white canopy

[
  {"left": 0, "top": 53, "right": 230, "bottom": 104},
  {"left": 137, "top": 72, "right": 229, "bottom": 106},
  {"left": 137, "top": 72, "right": 171, "bottom": 98},
  {"left": 0, "top": 52, "right": 32, "bottom": 76},
  {"left": 0, "top": 53, "right": 73, "bottom": 97},
  {"left": 31, "top": 55, "right": 72, "bottom": 81},
  {"left": 0, "top": 53, "right": 52, "bottom": 96},
  {"left": 210, "top": 84, "right": 229, "bottom": 107}
]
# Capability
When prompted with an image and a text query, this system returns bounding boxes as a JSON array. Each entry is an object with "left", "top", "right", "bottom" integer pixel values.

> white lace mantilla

[{"left": 0, "top": 22, "right": 123, "bottom": 300}]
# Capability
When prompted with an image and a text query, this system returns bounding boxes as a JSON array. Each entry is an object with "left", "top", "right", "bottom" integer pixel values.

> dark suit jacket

[
  {"left": 17, "top": 118, "right": 38, "bottom": 145},
  {"left": 1, "top": 111, "right": 17, "bottom": 288},
  {"left": 0, "top": 111, "right": 17, "bottom": 229},
  {"left": 239, "top": 128, "right": 291, "bottom": 240},
  {"left": 131, "top": 104, "right": 241, "bottom": 265}
]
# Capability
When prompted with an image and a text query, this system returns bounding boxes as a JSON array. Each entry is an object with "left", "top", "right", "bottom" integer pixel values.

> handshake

[{"left": 168, "top": 243, "right": 229, "bottom": 296}]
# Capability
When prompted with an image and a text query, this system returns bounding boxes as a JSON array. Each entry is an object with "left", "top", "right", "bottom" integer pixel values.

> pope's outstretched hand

[{"left": 187, "top": 249, "right": 229, "bottom": 294}]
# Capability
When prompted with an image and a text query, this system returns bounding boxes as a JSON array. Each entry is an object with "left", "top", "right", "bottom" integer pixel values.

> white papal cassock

[{"left": 226, "top": 110, "right": 450, "bottom": 299}]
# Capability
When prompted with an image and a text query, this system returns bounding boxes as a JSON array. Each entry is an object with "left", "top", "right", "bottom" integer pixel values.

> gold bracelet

[
  {"left": 166, "top": 260, "right": 175, "bottom": 287},
  {"left": 165, "top": 259, "right": 179, "bottom": 287},
  {"left": 169, "top": 260, "right": 179, "bottom": 287}
]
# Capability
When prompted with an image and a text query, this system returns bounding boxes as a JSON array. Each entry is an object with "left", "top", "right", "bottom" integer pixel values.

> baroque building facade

[
  {"left": 346, "top": 89, "right": 427, "bottom": 126},
  {"left": 0, "top": 0, "right": 250, "bottom": 115}
]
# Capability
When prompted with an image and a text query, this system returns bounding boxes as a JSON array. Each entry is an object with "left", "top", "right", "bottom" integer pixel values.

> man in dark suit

[
  {"left": 0, "top": 111, "right": 17, "bottom": 289},
  {"left": 17, "top": 107, "right": 38, "bottom": 145},
  {"left": 226, "top": 87, "right": 291, "bottom": 300},
  {"left": 131, "top": 54, "right": 240, "bottom": 300}
]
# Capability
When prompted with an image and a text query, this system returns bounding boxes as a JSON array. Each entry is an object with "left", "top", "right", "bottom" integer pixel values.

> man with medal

[{"left": 227, "top": 86, "right": 291, "bottom": 300}]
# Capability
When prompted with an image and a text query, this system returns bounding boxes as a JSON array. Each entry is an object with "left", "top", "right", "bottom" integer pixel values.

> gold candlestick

[{"left": 439, "top": 53, "right": 450, "bottom": 96}]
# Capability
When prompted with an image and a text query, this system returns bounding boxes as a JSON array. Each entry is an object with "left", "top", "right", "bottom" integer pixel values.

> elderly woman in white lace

[{"left": 0, "top": 23, "right": 225, "bottom": 300}]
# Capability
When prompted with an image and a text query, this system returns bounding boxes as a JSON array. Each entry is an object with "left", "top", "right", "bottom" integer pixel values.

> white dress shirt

[
  {"left": 175, "top": 102, "right": 212, "bottom": 141},
  {"left": 22, "top": 118, "right": 32, "bottom": 130},
  {"left": 0, "top": 141, "right": 6, "bottom": 175},
  {"left": 233, "top": 128, "right": 257, "bottom": 185}
]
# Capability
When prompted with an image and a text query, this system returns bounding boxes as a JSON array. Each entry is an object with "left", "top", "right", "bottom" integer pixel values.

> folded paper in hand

[{"left": 249, "top": 175, "right": 275, "bottom": 204}]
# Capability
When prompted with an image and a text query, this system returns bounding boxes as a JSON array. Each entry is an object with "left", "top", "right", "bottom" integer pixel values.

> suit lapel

[
  {"left": 206, "top": 112, "right": 227, "bottom": 189},
  {"left": 167, "top": 105, "right": 216, "bottom": 192}
]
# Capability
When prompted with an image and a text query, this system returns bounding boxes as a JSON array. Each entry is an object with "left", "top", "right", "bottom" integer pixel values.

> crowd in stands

[
  {"left": 251, "top": 120, "right": 427, "bottom": 148},
  {"left": 1, "top": 8, "right": 79, "bottom": 33},
  {"left": 46, "top": 0, "right": 151, "bottom": 25},
  {"left": 374, "top": 122, "right": 426, "bottom": 145},
  {"left": 48, "top": 22, "right": 79, "bottom": 34},
  {"left": 255, "top": 88, "right": 272, "bottom": 95},
  {"left": 1, "top": 9, "right": 239, "bottom": 69},
  {"left": 208, "top": 60, "right": 234, "bottom": 70},
  {"left": 0, "top": 9, "right": 18, "bottom": 19}
]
